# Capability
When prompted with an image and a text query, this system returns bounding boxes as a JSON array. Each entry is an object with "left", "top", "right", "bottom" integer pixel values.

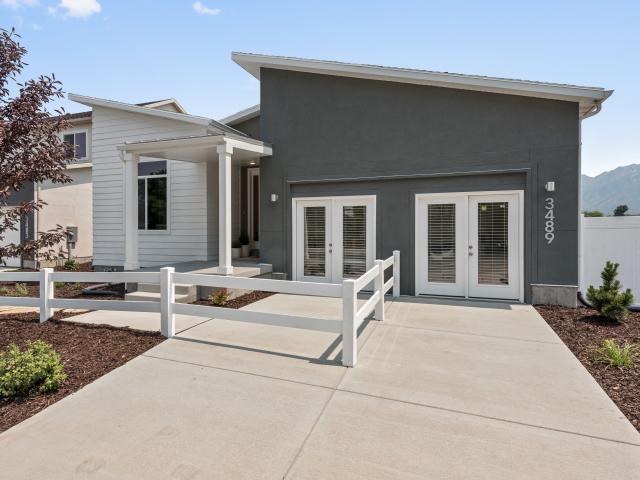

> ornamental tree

[
  {"left": 0, "top": 28, "right": 73, "bottom": 265},
  {"left": 586, "top": 261, "right": 634, "bottom": 322}
]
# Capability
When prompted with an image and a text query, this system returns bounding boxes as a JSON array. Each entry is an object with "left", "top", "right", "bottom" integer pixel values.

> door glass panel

[
  {"left": 477, "top": 202, "right": 508, "bottom": 285},
  {"left": 303, "top": 206, "right": 326, "bottom": 277},
  {"left": 342, "top": 205, "right": 366, "bottom": 278},
  {"left": 427, "top": 204, "right": 456, "bottom": 283},
  {"left": 252, "top": 175, "right": 259, "bottom": 241}
]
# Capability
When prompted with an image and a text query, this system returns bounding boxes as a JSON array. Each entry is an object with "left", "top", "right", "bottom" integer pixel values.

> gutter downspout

[{"left": 580, "top": 90, "right": 613, "bottom": 120}]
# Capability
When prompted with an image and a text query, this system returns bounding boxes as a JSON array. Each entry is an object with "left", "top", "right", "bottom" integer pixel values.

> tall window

[
  {"left": 63, "top": 131, "right": 87, "bottom": 161},
  {"left": 138, "top": 160, "right": 167, "bottom": 231}
]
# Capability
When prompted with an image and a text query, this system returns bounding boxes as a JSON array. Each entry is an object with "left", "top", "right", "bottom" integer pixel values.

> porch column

[
  {"left": 123, "top": 152, "right": 140, "bottom": 270},
  {"left": 217, "top": 143, "right": 234, "bottom": 275}
]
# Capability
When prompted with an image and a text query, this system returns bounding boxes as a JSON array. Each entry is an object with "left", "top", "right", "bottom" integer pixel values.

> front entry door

[
  {"left": 415, "top": 192, "right": 521, "bottom": 301},
  {"left": 294, "top": 196, "right": 375, "bottom": 283}
]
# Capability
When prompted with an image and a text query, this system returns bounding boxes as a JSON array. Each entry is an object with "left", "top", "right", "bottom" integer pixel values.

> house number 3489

[{"left": 544, "top": 197, "right": 555, "bottom": 244}]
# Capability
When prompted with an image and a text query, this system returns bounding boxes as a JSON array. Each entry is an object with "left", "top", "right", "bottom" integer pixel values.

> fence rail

[{"left": 0, "top": 250, "right": 401, "bottom": 367}]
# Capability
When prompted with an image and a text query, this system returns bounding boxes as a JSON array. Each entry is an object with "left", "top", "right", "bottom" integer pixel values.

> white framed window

[
  {"left": 138, "top": 160, "right": 168, "bottom": 231},
  {"left": 62, "top": 131, "right": 88, "bottom": 161}
]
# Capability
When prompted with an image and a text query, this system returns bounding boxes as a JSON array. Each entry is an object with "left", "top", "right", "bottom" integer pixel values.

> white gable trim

[
  {"left": 68, "top": 93, "right": 246, "bottom": 135},
  {"left": 219, "top": 104, "right": 260, "bottom": 126},
  {"left": 232, "top": 52, "right": 612, "bottom": 117}
]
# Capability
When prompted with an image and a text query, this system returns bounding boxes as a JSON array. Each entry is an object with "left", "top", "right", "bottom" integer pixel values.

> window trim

[
  {"left": 137, "top": 159, "right": 170, "bottom": 233},
  {"left": 62, "top": 128, "right": 89, "bottom": 162}
]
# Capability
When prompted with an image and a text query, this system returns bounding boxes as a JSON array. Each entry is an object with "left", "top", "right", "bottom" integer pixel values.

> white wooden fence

[
  {"left": 580, "top": 215, "right": 640, "bottom": 305},
  {"left": 0, "top": 250, "right": 401, "bottom": 367}
]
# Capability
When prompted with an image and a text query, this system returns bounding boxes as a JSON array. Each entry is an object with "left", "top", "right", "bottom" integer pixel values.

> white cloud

[
  {"left": 57, "top": 0, "right": 101, "bottom": 18},
  {"left": 1, "top": 0, "right": 39, "bottom": 9},
  {"left": 192, "top": 1, "right": 220, "bottom": 16}
]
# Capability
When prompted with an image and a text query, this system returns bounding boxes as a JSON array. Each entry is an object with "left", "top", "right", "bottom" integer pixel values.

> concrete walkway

[{"left": 1, "top": 296, "right": 639, "bottom": 479}]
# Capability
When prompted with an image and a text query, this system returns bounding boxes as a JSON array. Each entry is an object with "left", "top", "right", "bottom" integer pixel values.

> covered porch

[{"left": 117, "top": 133, "right": 272, "bottom": 274}]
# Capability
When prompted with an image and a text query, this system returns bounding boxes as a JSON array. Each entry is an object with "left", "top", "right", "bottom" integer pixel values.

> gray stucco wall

[
  {"left": 258, "top": 68, "right": 580, "bottom": 300},
  {"left": 232, "top": 116, "right": 260, "bottom": 139}
]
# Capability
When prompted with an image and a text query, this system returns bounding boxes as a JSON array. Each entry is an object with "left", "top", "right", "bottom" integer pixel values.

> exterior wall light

[
  {"left": 270, "top": 193, "right": 279, "bottom": 202},
  {"left": 545, "top": 181, "right": 555, "bottom": 192}
]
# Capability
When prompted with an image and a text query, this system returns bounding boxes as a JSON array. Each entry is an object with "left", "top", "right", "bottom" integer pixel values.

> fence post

[
  {"left": 374, "top": 259, "right": 385, "bottom": 321},
  {"left": 160, "top": 267, "right": 175, "bottom": 337},
  {"left": 39, "top": 267, "right": 54, "bottom": 323},
  {"left": 342, "top": 279, "right": 357, "bottom": 367},
  {"left": 392, "top": 250, "right": 400, "bottom": 298}
]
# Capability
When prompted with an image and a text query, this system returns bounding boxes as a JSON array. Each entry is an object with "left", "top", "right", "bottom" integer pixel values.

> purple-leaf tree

[{"left": 0, "top": 28, "right": 73, "bottom": 265}]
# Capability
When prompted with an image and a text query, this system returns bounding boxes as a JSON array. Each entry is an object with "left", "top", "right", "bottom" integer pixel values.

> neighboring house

[
  {"left": 1, "top": 112, "right": 91, "bottom": 268},
  {"left": 37, "top": 110, "right": 94, "bottom": 266},
  {"left": 71, "top": 53, "right": 612, "bottom": 306}
]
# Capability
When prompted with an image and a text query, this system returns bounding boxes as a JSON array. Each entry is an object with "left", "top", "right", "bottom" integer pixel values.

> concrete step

[
  {"left": 124, "top": 291, "right": 195, "bottom": 304},
  {"left": 136, "top": 283, "right": 195, "bottom": 295}
]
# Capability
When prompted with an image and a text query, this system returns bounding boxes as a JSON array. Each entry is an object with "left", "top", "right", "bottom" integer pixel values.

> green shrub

[
  {"left": 583, "top": 210, "right": 604, "bottom": 217},
  {"left": 596, "top": 339, "right": 637, "bottom": 368},
  {"left": 586, "top": 261, "right": 634, "bottom": 322},
  {"left": 208, "top": 288, "right": 230, "bottom": 306},
  {"left": 54, "top": 281, "right": 66, "bottom": 289},
  {"left": 0, "top": 340, "right": 67, "bottom": 398},
  {"left": 0, "top": 286, "right": 9, "bottom": 295},
  {"left": 63, "top": 259, "right": 80, "bottom": 271},
  {"left": 13, "top": 282, "right": 28, "bottom": 297}
]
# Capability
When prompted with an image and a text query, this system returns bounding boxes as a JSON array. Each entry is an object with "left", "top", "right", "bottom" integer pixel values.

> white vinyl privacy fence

[
  {"left": 0, "top": 251, "right": 401, "bottom": 367},
  {"left": 580, "top": 215, "right": 640, "bottom": 305}
]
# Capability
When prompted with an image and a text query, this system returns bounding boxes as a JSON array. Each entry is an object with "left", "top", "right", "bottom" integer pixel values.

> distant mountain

[{"left": 582, "top": 164, "right": 640, "bottom": 215}]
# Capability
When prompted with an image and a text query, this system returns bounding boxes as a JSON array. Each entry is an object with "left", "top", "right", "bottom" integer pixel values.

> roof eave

[
  {"left": 68, "top": 93, "right": 212, "bottom": 127},
  {"left": 219, "top": 104, "right": 260, "bottom": 126},
  {"left": 232, "top": 52, "right": 611, "bottom": 113}
]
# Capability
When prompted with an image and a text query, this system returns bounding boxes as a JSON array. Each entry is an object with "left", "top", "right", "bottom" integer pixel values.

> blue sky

[{"left": 2, "top": 0, "right": 638, "bottom": 176}]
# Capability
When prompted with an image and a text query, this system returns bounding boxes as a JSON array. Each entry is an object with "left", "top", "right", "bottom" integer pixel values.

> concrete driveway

[{"left": 1, "top": 295, "right": 639, "bottom": 479}]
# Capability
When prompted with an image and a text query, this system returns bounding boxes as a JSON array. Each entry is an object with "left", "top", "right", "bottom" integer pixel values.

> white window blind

[
  {"left": 342, "top": 205, "right": 367, "bottom": 278},
  {"left": 303, "top": 206, "right": 326, "bottom": 277},
  {"left": 428, "top": 204, "right": 456, "bottom": 283},
  {"left": 477, "top": 202, "right": 509, "bottom": 285}
]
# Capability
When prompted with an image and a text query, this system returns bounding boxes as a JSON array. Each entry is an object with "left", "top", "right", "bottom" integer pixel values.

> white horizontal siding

[{"left": 91, "top": 106, "right": 209, "bottom": 267}]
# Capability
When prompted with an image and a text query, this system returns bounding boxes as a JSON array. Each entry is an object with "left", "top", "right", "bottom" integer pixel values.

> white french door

[
  {"left": 415, "top": 192, "right": 522, "bottom": 301},
  {"left": 415, "top": 196, "right": 467, "bottom": 297},
  {"left": 293, "top": 196, "right": 376, "bottom": 283},
  {"left": 468, "top": 194, "right": 520, "bottom": 299}
]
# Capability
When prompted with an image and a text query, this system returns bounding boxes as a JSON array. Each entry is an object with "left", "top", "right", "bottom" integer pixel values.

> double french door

[
  {"left": 415, "top": 192, "right": 522, "bottom": 301},
  {"left": 293, "top": 196, "right": 376, "bottom": 283}
]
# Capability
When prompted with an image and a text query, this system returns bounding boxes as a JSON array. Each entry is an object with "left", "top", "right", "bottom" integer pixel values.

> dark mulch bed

[
  {"left": 535, "top": 305, "right": 640, "bottom": 431},
  {"left": 0, "top": 311, "right": 163, "bottom": 433},
  {"left": 0, "top": 262, "right": 125, "bottom": 300},
  {"left": 192, "top": 290, "right": 275, "bottom": 309}
]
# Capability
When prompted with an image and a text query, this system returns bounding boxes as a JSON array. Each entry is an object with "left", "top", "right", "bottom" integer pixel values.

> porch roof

[{"left": 116, "top": 133, "right": 272, "bottom": 163}]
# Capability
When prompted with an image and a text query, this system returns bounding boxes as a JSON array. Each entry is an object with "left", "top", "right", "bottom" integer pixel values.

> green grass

[{"left": 596, "top": 339, "right": 638, "bottom": 368}]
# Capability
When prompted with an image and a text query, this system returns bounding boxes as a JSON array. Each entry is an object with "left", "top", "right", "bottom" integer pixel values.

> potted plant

[
  {"left": 231, "top": 241, "right": 241, "bottom": 259},
  {"left": 239, "top": 232, "right": 250, "bottom": 257}
]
